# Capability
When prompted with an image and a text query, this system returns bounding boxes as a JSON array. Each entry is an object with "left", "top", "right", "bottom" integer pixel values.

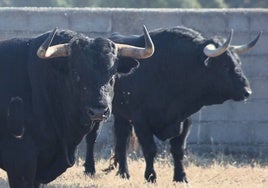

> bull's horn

[
  {"left": 37, "top": 28, "right": 71, "bottom": 59},
  {"left": 116, "top": 25, "right": 154, "bottom": 59},
  {"left": 232, "top": 32, "right": 261, "bottom": 54},
  {"left": 203, "top": 30, "right": 233, "bottom": 57}
]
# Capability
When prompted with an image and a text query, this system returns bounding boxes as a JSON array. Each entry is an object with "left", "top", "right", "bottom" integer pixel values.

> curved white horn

[
  {"left": 232, "top": 31, "right": 261, "bottom": 54},
  {"left": 116, "top": 25, "right": 154, "bottom": 59},
  {"left": 203, "top": 30, "right": 233, "bottom": 57},
  {"left": 37, "top": 28, "right": 71, "bottom": 59}
]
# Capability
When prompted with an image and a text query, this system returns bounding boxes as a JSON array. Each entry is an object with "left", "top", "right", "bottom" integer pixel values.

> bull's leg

[
  {"left": 3, "top": 146, "right": 38, "bottom": 188},
  {"left": 34, "top": 182, "right": 41, "bottom": 188},
  {"left": 8, "top": 175, "right": 40, "bottom": 188},
  {"left": 84, "top": 122, "right": 100, "bottom": 175},
  {"left": 114, "top": 116, "right": 132, "bottom": 179},
  {"left": 169, "top": 117, "right": 192, "bottom": 183},
  {"left": 134, "top": 125, "right": 157, "bottom": 183},
  {"left": 8, "top": 176, "right": 37, "bottom": 188}
]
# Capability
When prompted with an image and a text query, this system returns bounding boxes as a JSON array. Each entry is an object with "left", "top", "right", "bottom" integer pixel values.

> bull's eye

[{"left": 235, "top": 67, "right": 242, "bottom": 74}]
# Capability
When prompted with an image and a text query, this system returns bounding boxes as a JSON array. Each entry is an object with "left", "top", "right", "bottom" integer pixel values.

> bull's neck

[{"left": 45, "top": 69, "right": 88, "bottom": 151}]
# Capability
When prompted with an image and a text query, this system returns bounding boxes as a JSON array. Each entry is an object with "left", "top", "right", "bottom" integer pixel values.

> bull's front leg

[
  {"left": 134, "top": 124, "right": 157, "bottom": 183},
  {"left": 169, "top": 117, "right": 192, "bottom": 183},
  {"left": 8, "top": 176, "right": 40, "bottom": 188},
  {"left": 114, "top": 116, "right": 132, "bottom": 179},
  {"left": 84, "top": 122, "right": 100, "bottom": 175},
  {"left": 2, "top": 137, "right": 38, "bottom": 188}
]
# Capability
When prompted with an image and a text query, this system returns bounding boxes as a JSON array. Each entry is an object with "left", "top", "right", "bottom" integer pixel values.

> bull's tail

[
  {"left": 128, "top": 127, "right": 139, "bottom": 153},
  {"left": 102, "top": 127, "right": 139, "bottom": 174},
  {"left": 102, "top": 154, "right": 118, "bottom": 174}
]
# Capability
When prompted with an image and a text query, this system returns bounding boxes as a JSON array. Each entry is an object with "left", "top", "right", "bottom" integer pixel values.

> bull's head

[
  {"left": 37, "top": 26, "right": 154, "bottom": 124},
  {"left": 202, "top": 30, "right": 261, "bottom": 102}
]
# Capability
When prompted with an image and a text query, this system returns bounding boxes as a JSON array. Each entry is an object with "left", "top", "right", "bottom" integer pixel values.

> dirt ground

[{"left": 0, "top": 155, "right": 267, "bottom": 188}]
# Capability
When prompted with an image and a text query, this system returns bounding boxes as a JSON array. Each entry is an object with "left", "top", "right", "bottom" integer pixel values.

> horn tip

[
  {"left": 229, "top": 29, "right": 234, "bottom": 37},
  {"left": 52, "top": 27, "right": 57, "bottom": 31},
  {"left": 251, "top": 31, "right": 262, "bottom": 44},
  {"left": 225, "top": 29, "right": 233, "bottom": 45},
  {"left": 142, "top": 25, "right": 148, "bottom": 33},
  {"left": 253, "top": 31, "right": 262, "bottom": 45}
]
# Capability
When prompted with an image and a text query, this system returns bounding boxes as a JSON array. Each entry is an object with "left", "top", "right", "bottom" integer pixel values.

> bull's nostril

[
  {"left": 87, "top": 107, "right": 110, "bottom": 121},
  {"left": 104, "top": 108, "right": 110, "bottom": 117},
  {"left": 244, "top": 87, "right": 252, "bottom": 98},
  {"left": 244, "top": 91, "right": 250, "bottom": 98}
]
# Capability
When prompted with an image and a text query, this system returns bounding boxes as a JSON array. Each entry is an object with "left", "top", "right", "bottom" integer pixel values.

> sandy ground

[{"left": 0, "top": 156, "right": 267, "bottom": 188}]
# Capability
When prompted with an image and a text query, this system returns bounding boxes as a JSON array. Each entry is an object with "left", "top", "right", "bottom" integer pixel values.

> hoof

[
  {"left": 116, "top": 171, "right": 130, "bottom": 179},
  {"left": 84, "top": 168, "right": 96, "bottom": 177},
  {"left": 145, "top": 171, "right": 157, "bottom": 183},
  {"left": 173, "top": 173, "right": 188, "bottom": 183}
]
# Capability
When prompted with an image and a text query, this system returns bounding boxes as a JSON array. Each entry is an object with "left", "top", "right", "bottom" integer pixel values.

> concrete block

[
  {"left": 143, "top": 11, "right": 183, "bottom": 31},
  {"left": 248, "top": 11, "right": 268, "bottom": 33},
  {"left": 242, "top": 55, "right": 268, "bottom": 79},
  {"left": 0, "top": 30, "right": 32, "bottom": 40},
  {"left": 111, "top": 9, "right": 183, "bottom": 34},
  {"left": 181, "top": 11, "right": 227, "bottom": 33},
  {"left": 254, "top": 123, "right": 268, "bottom": 144},
  {"left": 28, "top": 10, "right": 69, "bottom": 32},
  {"left": 226, "top": 12, "right": 250, "bottom": 32},
  {"left": 0, "top": 9, "right": 29, "bottom": 31},
  {"left": 111, "top": 10, "right": 146, "bottom": 34},
  {"left": 188, "top": 121, "right": 257, "bottom": 144},
  {"left": 249, "top": 78, "right": 268, "bottom": 100},
  {"left": 188, "top": 144, "right": 268, "bottom": 156},
  {"left": 69, "top": 10, "right": 112, "bottom": 33},
  {"left": 197, "top": 100, "right": 268, "bottom": 122}
]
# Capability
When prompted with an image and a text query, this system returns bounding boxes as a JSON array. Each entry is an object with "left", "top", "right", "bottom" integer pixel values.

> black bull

[
  {"left": 0, "top": 26, "right": 154, "bottom": 188},
  {"left": 84, "top": 26, "right": 260, "bottom": 183}
]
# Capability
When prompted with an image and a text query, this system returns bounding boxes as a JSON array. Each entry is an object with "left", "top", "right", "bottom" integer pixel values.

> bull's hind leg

[
  {"left": 169, "top": 117, "right": 192, "bottom": 183},
  {"left": 84, "top": 122, "right": 100, "bottom": 175},
  {"left": 114, "top": 116, "right": 132, "bottom": 179}
]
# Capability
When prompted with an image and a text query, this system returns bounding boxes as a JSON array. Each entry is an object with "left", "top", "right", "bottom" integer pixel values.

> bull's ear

[{"left": 117, "top": 57, "right": 140, "bottom": 75}]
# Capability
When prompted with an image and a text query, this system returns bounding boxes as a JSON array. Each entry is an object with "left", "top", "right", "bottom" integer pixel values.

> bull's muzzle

[
  {"left": 87, "top": 107, "right": 110, "bottom": 121},
  {"left": 244, "top": 86, "right": 252, "bottom": 99}
]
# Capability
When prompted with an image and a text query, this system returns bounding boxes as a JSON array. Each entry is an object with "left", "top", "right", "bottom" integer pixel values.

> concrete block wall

[{"left": 0, "top": 7, "right": 267, "bottom": 156}]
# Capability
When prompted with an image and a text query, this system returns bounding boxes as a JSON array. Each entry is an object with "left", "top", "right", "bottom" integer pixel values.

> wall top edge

[{"left": 0, "top": 7, "right": 267, "bottom": 13}]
